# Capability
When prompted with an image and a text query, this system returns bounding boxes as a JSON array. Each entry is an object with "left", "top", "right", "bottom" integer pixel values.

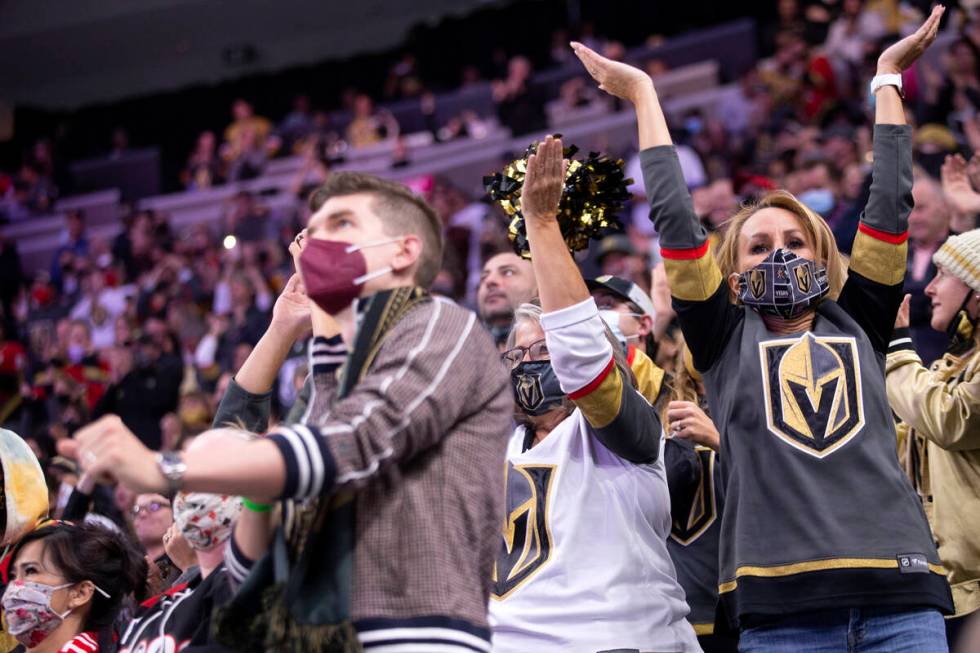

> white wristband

[{"left": 870, "top": 73, "right": 904, "bottom": 98}]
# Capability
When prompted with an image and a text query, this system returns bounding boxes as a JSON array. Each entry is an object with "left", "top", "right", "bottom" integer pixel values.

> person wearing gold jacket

[{"left": 887, "top": 228, "right": 980, "bottom": 647}]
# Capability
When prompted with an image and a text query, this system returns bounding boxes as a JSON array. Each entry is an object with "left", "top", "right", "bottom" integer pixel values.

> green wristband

[{"left": 242, "top": 498, "right": 273, "bottom": 513}]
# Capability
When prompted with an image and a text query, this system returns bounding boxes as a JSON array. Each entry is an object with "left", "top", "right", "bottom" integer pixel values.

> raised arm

[
  {"left": 211, "top": 274, "right": 311, "bottom": 432},
  {"left": 573, "top": 43, "right": 737, "bottom": 371},
  {"left": 523, "top": 136, "right": 662, "bottom": 463},
  {"left": 839, "top": 6, "right": 944, "bottom": 352}
]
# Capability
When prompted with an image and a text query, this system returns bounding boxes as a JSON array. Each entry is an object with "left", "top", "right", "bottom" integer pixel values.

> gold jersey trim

[{"left": 718, "top": 557, "right": 947, "bottom": 594}]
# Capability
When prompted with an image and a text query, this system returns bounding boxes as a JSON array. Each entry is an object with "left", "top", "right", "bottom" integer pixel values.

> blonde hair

[
  {"left": 660, "top": 340, "right": 700, "bottom": 430},
  {"left": 715, "top": 190, "right": 847, "bottom": 301}
]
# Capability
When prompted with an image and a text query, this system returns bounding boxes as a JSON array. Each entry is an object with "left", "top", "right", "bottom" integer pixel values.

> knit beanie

[{"left": 933, "top": 229, "right": 980, "bottom": 293}]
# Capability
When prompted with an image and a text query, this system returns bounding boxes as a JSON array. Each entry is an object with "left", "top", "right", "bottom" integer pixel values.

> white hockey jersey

[{"left": 488, "top": 298, "right": 700, "bottom": 653}]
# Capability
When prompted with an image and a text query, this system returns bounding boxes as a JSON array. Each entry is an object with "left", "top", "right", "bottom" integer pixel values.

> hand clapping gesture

[
  {"left": 571, "top": 42, "right": 652, "bottom": 104},
  {"left": 876, "top": 5, "right": 944, "bottom": 75},
  {"left": 521, "top": 135, "right": 566, "bottom": 224}
]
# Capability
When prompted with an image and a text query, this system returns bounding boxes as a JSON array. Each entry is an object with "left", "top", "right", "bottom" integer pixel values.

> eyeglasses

[
  {"left": 133, "top": 501, "right": 170, "bottom": 518},
  {"left": 501, "top": 339, "right": 549, "bottom": 368}
]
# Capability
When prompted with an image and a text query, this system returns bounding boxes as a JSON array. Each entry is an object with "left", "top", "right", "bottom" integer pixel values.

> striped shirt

[{"left": 225, "top": 297, "right": 513, "bottom": 652}]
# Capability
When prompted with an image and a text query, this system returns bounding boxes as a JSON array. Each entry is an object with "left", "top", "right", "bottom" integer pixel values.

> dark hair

[
  {"left": 8, "top": 522, "right": 148, "bottom": 631},
  {"left": 308, "top": 172, "right": 444, "bottom": 288}
]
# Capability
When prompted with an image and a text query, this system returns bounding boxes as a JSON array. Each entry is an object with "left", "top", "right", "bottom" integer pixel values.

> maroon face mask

[{"left": 298, "top": 238, "right": 395, "bottom": 314}]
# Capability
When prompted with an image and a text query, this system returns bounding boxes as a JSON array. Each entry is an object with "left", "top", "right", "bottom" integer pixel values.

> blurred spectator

[
  {"left": 182, "top": 130, "right": 224, "bottom": 189},
  {"left": 49, "top": 209, "right": 90, "bottom": 292},
  {"left": 906, "top": 170, "right": 952, "bottom": 365},
  {"left": 92, "top": 333, "right": 181, "bottom": 449},
  {"left": 69, "top": 268, "right": 132, "bottom": 349},
  {"left": 825, "top": 0, "right": 886, "bottom": 69},
  {"left": 346, "top": 94, "right": 400, "bottom": 148},
  {"left": 761, "top": 0, "right": 805, "bottom": 55},
  {"left": 920, "top": 37, "right": 980, "bottom": 127},
  {"left": 277, "top": 94, "right": 315, "bottom": 154},
  {"left": 493, "top": 55, "right": 547, "bottom": 136},
  {"left": 222, "top": 99, "right": 279, "bottom": 180},
  {"left": 383, "top": 53, "right": 424, "bottom": 100},
  {"left": 595, "top": 234, "right": 650, "bottom": 294},
  {"left": 222, "top": 191, "right": 271, "bottom": 244},
  {"left": 12, "top": 162, "right": 58, "bottom": 216}
]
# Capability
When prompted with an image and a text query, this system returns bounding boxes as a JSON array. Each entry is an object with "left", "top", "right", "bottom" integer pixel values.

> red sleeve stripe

[
  {"left": 858, "top": 223, "right": 909, "bottom": 244},
  {"left": 660, "top": 241, "right": 710, "bottom": 260},
  {"left": 567, "top": 356, "right": 616, "bottom": 400},
  {"left": 627, "top": 346, "right": 636, "bottom": 366}
]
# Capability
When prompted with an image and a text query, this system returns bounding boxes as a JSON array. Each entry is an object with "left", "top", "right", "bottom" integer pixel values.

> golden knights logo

[
  {"left": 491, "top": 463, "right": 556, "bottom": 600},
  {"left": 514, "top": 373, "right": 544, "bottom": 412},
  {"left": 759, "top": 334, "right": 865, "bottom": 458},
  {"left": 794, "top": 265, "right": 812, "bottom": 293},
  {"left": 670, "top": 447, "right": 717, "bottom": 545}
]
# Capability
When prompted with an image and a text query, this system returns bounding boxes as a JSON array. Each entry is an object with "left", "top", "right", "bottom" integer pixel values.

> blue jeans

[{"left": 739, "top": 607, "right": 948, "bottom": 653}]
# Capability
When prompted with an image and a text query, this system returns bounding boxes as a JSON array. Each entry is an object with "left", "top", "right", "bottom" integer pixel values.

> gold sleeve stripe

[
  {"left": 849, "top": 230, "right": 908, "bottom": 286},
  {"left": 718, "top": 556, "right": 946, "bottom": 594},
  {"left": 663, "top": 253, "right": 723, "bottom": 302},
  {"left": 570, "top": 360, "right": 624, "bottom": 429},
  {"left": 629, "top": 347, "right": 666, "bottom": 405},
  {"left": 692, "top": 624, "right": 715, "bottom": 636}
]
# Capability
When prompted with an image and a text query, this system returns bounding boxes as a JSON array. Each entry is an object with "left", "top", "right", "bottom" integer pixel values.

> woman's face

[
  {"left": 8, "top": 540, "right": 71, "bottom": 613},
  {"left": 736, "top": 207, "right": 815, "bottom": 272},
  {"left": 512, "top": 319, "right": 547, "bottom": 362},
  {"left": 925, "top": 265, "right": 974, "bottom": 331}
]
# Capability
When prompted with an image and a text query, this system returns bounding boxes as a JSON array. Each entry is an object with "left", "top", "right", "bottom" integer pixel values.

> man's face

[
  {"left": 591, "top": 290, "right": 651, "bottom": 342},
  {"left": 909, "top": 179, "right": 949, "bottom": 245},
  {"left": 478, "top": 253, "right": 537, "bottom": 323},
  {"left": 133, "top": 494, "right": 173, "bottom": 546},
  {"left": 306, "top": 193, "right": 404, "bottom": 298}
]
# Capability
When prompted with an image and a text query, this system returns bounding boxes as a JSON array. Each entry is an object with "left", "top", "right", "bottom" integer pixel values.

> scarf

[{"left": 214, "top": 287, "right": 430, "bottom": 653}]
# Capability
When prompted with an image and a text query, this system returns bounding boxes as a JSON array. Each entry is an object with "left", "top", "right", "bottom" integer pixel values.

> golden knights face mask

[
  {"left": 737, "top": 248, "right": 830, "bottom": 319},
  {"left": 511, "top": 361, "right": 565, "bottom": 416}
]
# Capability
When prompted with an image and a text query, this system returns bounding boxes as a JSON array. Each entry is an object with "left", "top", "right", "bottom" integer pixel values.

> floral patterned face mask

[
  {"left": 2, "top": 579, "right": 108, "bottom": 648},
  {"left": 173, "top": 492, "right": 243, "bottom": 551}
]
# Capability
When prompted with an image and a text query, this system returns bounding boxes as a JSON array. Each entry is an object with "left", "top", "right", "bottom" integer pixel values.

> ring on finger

[{"left": 84, "top": 451, "right": 97, "bottom": 466}]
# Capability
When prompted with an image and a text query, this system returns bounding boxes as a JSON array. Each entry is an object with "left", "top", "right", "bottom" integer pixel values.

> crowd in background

[
  {"left": 0, "top": 0, "right": 975, "bottom": 472},
  {"left": 0, "top": 2, "right": 978, "bottom": 649}
]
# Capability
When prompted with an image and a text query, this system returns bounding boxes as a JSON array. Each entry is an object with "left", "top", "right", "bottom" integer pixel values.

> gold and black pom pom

[{"left": 483, "top": 136, "right": 632, "bottom": 259}]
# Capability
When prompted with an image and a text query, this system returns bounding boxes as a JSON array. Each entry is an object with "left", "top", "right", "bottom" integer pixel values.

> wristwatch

[
  {"left": 870, "top": 73, "right": 904, "bottom": 98},
  {"left": 156, "top": 451, "right": 187, "bottom": 498}
]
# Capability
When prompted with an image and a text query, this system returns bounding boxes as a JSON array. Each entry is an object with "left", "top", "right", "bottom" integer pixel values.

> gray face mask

[{"left": 737, "top": 248, "right": 830, "bottom": 319}]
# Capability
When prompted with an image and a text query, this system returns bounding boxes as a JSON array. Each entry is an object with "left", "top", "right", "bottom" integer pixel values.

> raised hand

[
  {"left": 571, "top": 41, "right": 652, "bottom": 104},
  {"left": 270, "top": 273, "right": 312, "bottom": 340},
  {"left": 895, "top": 294, "right": 911, "bottom": 330},
  {"left": 941, "top": 153, "right": 980, "bottom": 215},
  {"left": 877, "top": 5, "right": 944, "bottom": 75},
  {"left": 521, "top": 135, "right": 566, "bottom": 224}
]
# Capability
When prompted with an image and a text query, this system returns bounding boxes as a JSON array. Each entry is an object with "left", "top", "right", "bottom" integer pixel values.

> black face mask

[
  {"left": 510, "top": 360, "right": 565, "bottom": 416},
  {"left": 737, "top": 248, "right": 830, "bottom": 319}
]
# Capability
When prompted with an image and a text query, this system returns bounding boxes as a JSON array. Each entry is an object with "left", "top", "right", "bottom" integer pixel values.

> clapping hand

[
  {"left": 941, "top": 154, "right": 980, "bottom": 215},
  {"left": 876, "top": 5, "right": 944, "bottom": 75},
  {"left": 571, "top": 41, "right": 652, "bottom": 104},
  {"left": 666, "top": 401, "right": 720, "bottom": 452},
  {"left": 521, "top": 135, "right": 566, "bottom": 225}
]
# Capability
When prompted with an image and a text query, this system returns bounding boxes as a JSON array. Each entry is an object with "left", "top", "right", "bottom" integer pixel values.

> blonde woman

[
  {"left": 888, "top": 228, "right": 980, "bottom": 649},
  {"left": 574, "top": 7, "right": 953, "bottom": 652}
]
